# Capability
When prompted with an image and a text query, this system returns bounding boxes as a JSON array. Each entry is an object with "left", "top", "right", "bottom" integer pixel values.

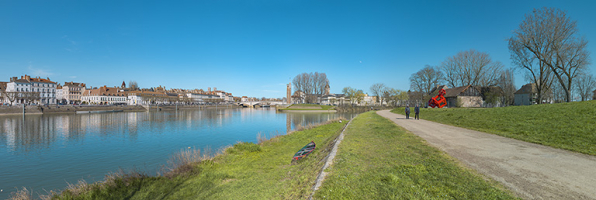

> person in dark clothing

[
  {"left": 414, "top": 105, "right": 420, "bottom": 120},
  {"left": 405, "top": 105, "right": 410, "bottom": 119}
]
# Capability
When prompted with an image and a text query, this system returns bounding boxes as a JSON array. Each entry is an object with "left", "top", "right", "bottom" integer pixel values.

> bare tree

[
  {"left": 370, "top": 83, "right": 387, "bottom": 106},
  {"left": 3, "top": 91, "right": 19, "bottom": 105},
  {"left": 23, "top": 92, "right": 40, "bottom": 105},
  {"left": 292, "top": 72, "right": 328, "bottom": 104},
  {"left": 509, "top": 38, "right": 555, "bottom": 104},
  {"left": 441, "top": 49, "right": 503, "bottom": 88},
  {"left": 575, "top": 72, "right": 596, "bottom": 101},
  {"left": 410, "top": 65, "right": 444, "bottom": 103},
  {"left": 129, "top": 81, "right": 139, "bottom": 91},
  {"left": 496, "top": 69, "right": 517, "bottom": 106},
  {"left": 510, "top": 7, "right": 591, "bottom": 102}
]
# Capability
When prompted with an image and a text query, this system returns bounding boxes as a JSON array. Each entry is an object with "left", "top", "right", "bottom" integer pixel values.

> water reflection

[{"left": 0, "top": 108, "right": 355, "bottom": 199}]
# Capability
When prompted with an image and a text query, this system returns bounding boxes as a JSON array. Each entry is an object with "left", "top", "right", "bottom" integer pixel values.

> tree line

[
  {"left": 292, "top": 72, "right": 329, "bottom": 104},
  {"left": 408, "top": 7, "right": 594, "bottom": 105}
]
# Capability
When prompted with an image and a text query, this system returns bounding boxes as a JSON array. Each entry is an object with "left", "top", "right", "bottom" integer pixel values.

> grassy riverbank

[
  {"left": 391, "top": 101, "right": 596, "bottom": 155},
  {"left": 314, "top": 112, "right": 517, "bottom": 199},
  {"left": 17, "top": 120, "right": 347, "bottom": 199},
  {"left": 12, "top": 112, "right": 518, "bottom": 199}
]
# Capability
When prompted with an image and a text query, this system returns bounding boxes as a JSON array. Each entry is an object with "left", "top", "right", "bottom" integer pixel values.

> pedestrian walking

[
  {"left": 415, "top": 105, "right": 420, "bottom": 120},
  {"left": 405, "top": 105, "right": 410, "bottom": 119}
]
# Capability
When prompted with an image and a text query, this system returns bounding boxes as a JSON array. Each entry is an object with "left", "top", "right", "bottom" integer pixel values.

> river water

[{"left": 0, "top": 108, "right": 356, "bottom": 199}]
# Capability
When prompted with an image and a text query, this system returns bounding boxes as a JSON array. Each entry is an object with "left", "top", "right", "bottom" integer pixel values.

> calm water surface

[{"left": 0, "top": 108, "right": 355, "bottom": 199}]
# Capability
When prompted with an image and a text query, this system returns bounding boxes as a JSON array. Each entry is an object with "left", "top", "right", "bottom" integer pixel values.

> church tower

[
  {"left": 325, "top": 83, "right": 330, "bottom": 95},
  {"left": 287, "top": 82, "right": 292, "bottom": 104},
  {"left": 121, "top": 81, "right": 126, "bottom": 89}
]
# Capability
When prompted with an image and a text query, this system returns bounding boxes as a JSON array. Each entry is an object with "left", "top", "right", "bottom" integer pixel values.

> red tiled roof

[{"left": 83, "top": 86, "right": 125, "bottom": 96}]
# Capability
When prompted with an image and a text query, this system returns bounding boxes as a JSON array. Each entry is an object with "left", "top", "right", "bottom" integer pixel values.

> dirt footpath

[{"left": 377, "top": 110, "right": 596, "bottom": 200}]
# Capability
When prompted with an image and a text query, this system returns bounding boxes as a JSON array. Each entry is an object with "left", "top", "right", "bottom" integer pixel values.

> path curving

[{"left": 377, "top": 110, "right": 596, "bottom": 200}]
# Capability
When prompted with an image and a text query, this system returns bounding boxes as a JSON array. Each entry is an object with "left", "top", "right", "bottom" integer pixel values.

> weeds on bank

[{"left": 11, "top": 118, "right": 348, "bottom": 200}]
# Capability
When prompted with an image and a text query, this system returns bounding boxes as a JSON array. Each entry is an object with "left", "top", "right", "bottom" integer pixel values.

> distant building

[
  {"left": 5, "top": 75, "right": 57, "bottom": 105},
  {"left": 320, "top": 94, "right": 346, "bottom": 105},
  {"left": 56, "top": 84, "right": 63, "bottom": 104},
  {"left": 514, "top": 83, "right": 552, "bottom": 106},
  {"left": 61, "top": 81, "right": 86, "bottom": 104},
  {"left": 444, "top": 85, "right": 483, "bottom": 108},
  {"left": 127, "top": 90, "right": 168, "bottom": 105},
  {"left": 362, "top": 94, "right": 376, "bottom": 106},
  {"left": 82, "top": 86, "right": 126, "bottom": 105}
]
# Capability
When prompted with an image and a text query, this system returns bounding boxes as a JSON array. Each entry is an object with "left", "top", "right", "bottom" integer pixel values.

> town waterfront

[{"left": 0, "top": 108, "right": 356, "bottom": 199}]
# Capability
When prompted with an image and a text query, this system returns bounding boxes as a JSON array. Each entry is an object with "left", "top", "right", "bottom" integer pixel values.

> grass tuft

[
  {"left": 164, "top": 147, "right": 211, "bottom": 178},
  {"left": 8, "top": 187, "right": 32, "bottom": 200}
]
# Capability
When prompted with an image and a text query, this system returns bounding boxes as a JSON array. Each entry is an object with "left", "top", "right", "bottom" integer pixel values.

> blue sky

[{"left": 1, "top": 0, "right": 595, "bottom": 98}]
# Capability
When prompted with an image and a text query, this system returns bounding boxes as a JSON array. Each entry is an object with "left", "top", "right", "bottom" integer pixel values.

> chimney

[{"left": 208, "top": 87, "right": 211, "bottom": 92}]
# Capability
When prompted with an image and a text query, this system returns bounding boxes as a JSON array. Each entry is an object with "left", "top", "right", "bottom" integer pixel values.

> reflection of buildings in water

[
  {"left": 56, "top": 115, "right": 69, "bottom": 138},
  {"left": 3, "top": 118, "right": 17, "bottom": 151},
  {"left": 286, "top": 113, "right": 291, "bottom": 133},
  {"left": 127, "top": 112, "right": 138, "bottom": 136},
  {"left": 0, "top": 115, "right": 59, "bottom": 152}
]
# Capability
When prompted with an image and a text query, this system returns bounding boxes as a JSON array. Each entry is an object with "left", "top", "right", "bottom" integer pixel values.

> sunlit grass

[
  {"left": 315, "top": 112, "right": 517, "bottom": 199},
  {"left": 392, "top": 101, "right": 596, "bottom": 155}
]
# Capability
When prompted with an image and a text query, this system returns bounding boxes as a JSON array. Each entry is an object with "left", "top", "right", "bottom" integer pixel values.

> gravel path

[{"left": 377, "top": 110, "right": 596, "bottom": 200}]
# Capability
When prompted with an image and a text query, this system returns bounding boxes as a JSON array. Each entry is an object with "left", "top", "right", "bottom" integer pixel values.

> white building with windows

[
  {"left": 5, "top": 75, "right": 57, "bottom": 105},
  {"left": 82, "top": 86, "right": 127, "bottom": 105}
]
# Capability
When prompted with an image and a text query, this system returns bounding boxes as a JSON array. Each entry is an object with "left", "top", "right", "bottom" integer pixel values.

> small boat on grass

[{"left": 293, "top": 141, "right": 316, "bottom": 161}]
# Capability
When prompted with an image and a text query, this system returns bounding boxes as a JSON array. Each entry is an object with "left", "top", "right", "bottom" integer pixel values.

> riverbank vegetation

[
  {"left": 13, "top": 119, "right": 347, "bottom": 199},
  {"left": 315, "top": 112, "right": 517, "bottom": 199},
  {"left": 391, "top": 101, "right": 596, "bottom": 155}
]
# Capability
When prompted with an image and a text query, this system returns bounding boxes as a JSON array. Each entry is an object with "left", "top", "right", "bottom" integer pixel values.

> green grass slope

[
  {"left": 392, "top": 101, "right": 596, "bottom": 155},
  {"left": 315, "top": 112, "right": 517, "bottom": 199}
]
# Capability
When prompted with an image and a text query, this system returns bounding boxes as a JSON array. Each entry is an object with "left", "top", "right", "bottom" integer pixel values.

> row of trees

[
  {"left": 343, "top": 85, "right": 410, "bottom": 106},
  {"left": 408, "top": 53, "right": 517, "bottom": 106},
  {"left": 292, "top": 72, "right": 329, "bottom": 103},
  {"left": 1, "top": 91, "right": 42, "bottom": 106},
  {"left": 408, "top": 7, "right": 594, "bottom": 105}
]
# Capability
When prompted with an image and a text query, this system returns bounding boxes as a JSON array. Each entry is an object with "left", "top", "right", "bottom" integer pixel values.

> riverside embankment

[
  {"left": 11, "top": 112, "right": 517, "bottom": 199},
  {"left": 1, "top": 109, "right": 356, "bottom": 199},
  {"left": 0, "top": 104, "right": 241, "bottom": 115}
]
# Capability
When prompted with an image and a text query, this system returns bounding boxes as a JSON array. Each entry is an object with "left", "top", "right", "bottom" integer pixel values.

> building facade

[
  {"left": 5, "top": 75, "right": 57, "bottom": 105},
  {"left": 62, "top": 82, "right": 86, "bottom": 104},
  {"left": 514, "top": 83, "right": 553, "bottom": 106},
  {"left": 82, "top": 86, "right": 127, "bottom": 105},
  {"left": 444, "top": 85, "right": 483, "bottom": 108}
]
